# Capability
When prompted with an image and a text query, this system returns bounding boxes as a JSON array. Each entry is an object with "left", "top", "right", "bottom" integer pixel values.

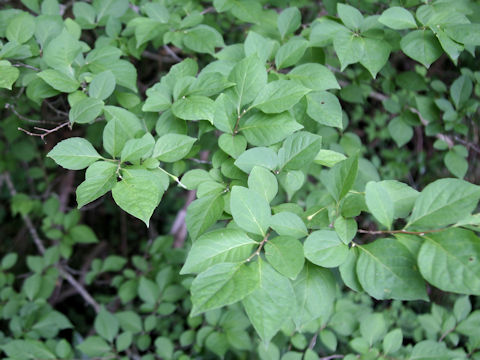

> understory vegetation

[{"left": 0, "top": 0, "right": 480, "bottom": 359}]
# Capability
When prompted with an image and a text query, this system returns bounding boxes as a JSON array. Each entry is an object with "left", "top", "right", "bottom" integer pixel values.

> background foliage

[{"left": 0, "top": 0, "right": 480, "bottom": 359}]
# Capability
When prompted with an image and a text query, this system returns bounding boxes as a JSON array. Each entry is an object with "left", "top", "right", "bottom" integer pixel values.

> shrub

[{"left": 0, "top": 0, "right": 480, "bottom": 359}]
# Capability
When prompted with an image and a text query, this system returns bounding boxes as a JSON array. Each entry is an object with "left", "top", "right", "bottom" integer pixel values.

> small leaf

[
  {"left": 192, "top": 262, "right": 259, "bottom": 315},
  {"left": 400, "top": 30, "right": 443, "bottom": 68},
  {"left": 265, "top": 236, "right": 304, "bottom": 279},
  {"left": 172, "top": 95, "right": 215, "bottom": 123},
  {"left": 38, "top": 69, "right": 80, "bottom": 93},
  {"left": 235, "top": 147, "right": 278, "bottom": 173},
  {"left": 0, "top": 61, "right": 20, "bottom": 90},
  {"left": 383, "top": 329, "right": 403, "bottom": 355},
  {"left": 269, "top": 212, "right": 308, "bottom": 239},
  {"left": 251, "top": 80, "right": 310, "bottom": 114},
  {"left": 306, "top": 91, "right": 343, "bottom": 129},
  {"left": 69, "top": 97, "right": 104, "bottom": 124},
  {"left": 48, "top": 138, "right": 102, "bottom": 170},
  {"left": 365, "top": 181, "right": 394, "bottom": 229},
  {"left": 304, "top": 230, "right": 349, "bottom": 268},
  {"left": 278, "top": 131, "right": 322, "bottom": 171},
  {"left": 277, "top": 7, "right": 301, "bottom": 39},
  {"left": 320, "top": 155, "right": 358, "bottom": 202},
  {"left": 230, "top": 186, "right": 271, "bottom": 236},
  {"left": 288, "top": 63, "right": 340, "bottom": 91},
  {"left": 89, "top": 70, "right": 116, "bottom": 100},
  {"left": 152, "top": 134, "right": 196, "bottom": 162},
  {"left": 248, "top": 166, "right": 278, "bottom": 203},
  {"left": 76, "top": 161, "right": 118, "bottom": 208},
  {"left": 275, "top": 37, "right": 308, "bottom": 69},
  {"left": 378, "top": 7, "right": 417, "bottom": 30},
  {"left": 337, "top": 3, "right": 363, "bottom": 30},
  {"left": 186, "top": 193, "right": 224, "bottom": 240},
  {"left": 94, "top": 307, "right": 119, "bottom": 342}
]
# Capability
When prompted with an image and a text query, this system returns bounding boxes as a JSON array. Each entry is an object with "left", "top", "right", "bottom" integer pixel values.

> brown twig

[{"left": 18, "top": 121, "right": 70, "bottom": 143}]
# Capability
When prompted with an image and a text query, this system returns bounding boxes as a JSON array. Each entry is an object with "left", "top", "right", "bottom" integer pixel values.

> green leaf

[
  {"left": 406, "top": 178, "right": 480, "bottom": 229},
  {"left": 450, "top": 75, "right": 472, "bottom": 109},
  {"left": 375, "top": 180, "right": 419, "bottom": 219},
  {"left": 235, "top": 147, "right": 278, "bottom": 173},
  {"left": 240, "top": 111, "right": 303, "bottom": 146},
  {"left": 183, "top": 24, "right": 224, "bottom": 54},
  {"left": 69, "top": 97, "right": 104, "bottom": 124},
  {"left": 6, "top": 12, "right": 35, "bottom": 43},
  {"left": 242, "top": 260, "right": 296, "bottom": 343},
  {"left": 383, "top": 329, "right": 403, "bottom": 355},
  {"left": 76, "top": 161, "right": 118, "bottom": 208},
  {"left": 314, "top": 149, "right": 346, "bottom": 167},
  {"left": 48, "top": 137, "right": 101, "bottom": 170},
  {"left": 218, "top": 133, "right": 247, "bottom": 159},
  {"left": 444, "top": 24, "right": 480, "bottom": 46},
  {"left": 378, "top": 7, "right": 417, "bottom": 30},
  {"left": 152, "top": 134, "right": 196, "bottom": 162},
  {"left": 95, "top": 307, "right": 119, "bottom": 342},
  {"left": 89, "top": 70, "right": 116, "bottom": 100},
  {"left": 334, "top": 216, "right": 357, "bottom": 245},
  {"left": 186, "top": 193, "right": 224, "bottom": 240},
  {"left": 288, "top": 63, "right": 340, "bottom": 91},
  {"left": 360, "top": 313, "right": 386, "bottom": 346},
  {"left": 360, "top": 38, "right": 391, "bottom": 78},
  {"left": 444, "top": 150, "right": 468, "bottom": 179},
  {"left": 269, "top": 212, "right": 308, "bottom": 239},
  {"left": 357, "top": 238, "right": 428, "bottom": 300},
  {"left": 112, "top": 169, "right": 163, "bottom": 226},
  {"left": 418, "top": 228, "right": 480, "bottom": 295},
  {"left": 181, "top": 229, "right": 257, "bottom": 274},
  {"left": 228, "top": 55, "right": 267, "bottom": 110},
  {"left": 400, "top": 30, "right": 443, "bottom": 68},
  {"left": 279, "top": 170, "right": 305, "bottom": 200},
  {"left": 172, "top": 95, "right": 215, "bottom": 123},
  {"left": 365, "top": 181, "right": 394, "bottom": 230},
  {"left": 265, "top": 236, "right": 304, "bottom": 279},
  {"left": 275, "top": 37, "right": 308, "bottom": 70},
  {"left": 277, "top": 7, "right": 301, "bottom": 39},
  {"left": 116, "top": 332, "right": 132, "bottom": 352},
  {"left": 337, "top": 3, "right": 363, "bottom": 30},
  {"left": 116, "top": 311, "right": 143, "bottom": 333},
  {"left": 333, "top": 32, "right": 365, "bottom": 70},
  {"left": 94, "top": 0, "right": 129, "bottom": 22},
  {"left": 102, "top": 106, "right": 143, "bottom": 158},
  {"left": 37, "top": 69, "right": 80, "bottom": 93},
  {"left": 155, "top": 337, "right": 174, "bottom": 359},
  {"left": 231, "top": 186, "right": 271, "bottom": 236},
  {"left": 244, "top": 31, "right": 276, "bottom": 63},
  {"left": 68, "top": 225, "right": 99, "bottom": 244},
  {"left": 339, "top": 247, "right": 363, "bottom": 292},
  {"left": 1, "top": 340, "right": 56, "bottom": 359},
  {"left": 278, "top": 131, "right": 322, "bottom": 171},
  {"left": 251, "top": 80, "right": 310, "bottom": 114},
  {"left": 192, "top": 262, "right": 259, "bottom": 315},
  {"left": 306, "top": 91, "right": 343, "bottom": 129},
  {"left": 77, "top": 336, "right": 112, "bottom": 357},
  {"left": 410, "top": 340, "right": 454, "bottom": 360},
  {"left": 453, "top": 296, "right": 471, "bottom": 322},
  {"left": 0, "top": 61, "right": 19, "bottom": 90},
  {"left": 138, "top": 276, "right": 160, "bottom": 304},
  {"left": 247, "top": 166, "right": 278, "bottom": 204},
  {"left": 213, "top": 92, "right": 237, "bottom": 133},
  {"left": 143, "top": 83, "right": 171, "bottom": 112},
  {"left": 1, "top": 253, "right": 18, "bottom": 270},
  {"left": 121, "top": 133, "right": 155, "bottom": 163},
  {"left": 388, "top": 116, "right": 413, "bottom": 147},
  {"left": 43, "top": 29, "right": 82, "bottom": 71},
  {"left": 304, "top": 230, "right": 349, "bottom": 268},
  {"left": 293, "top": 263, "right": 336, "bottom": 330},
  {"left": 321, "top": 155, "right": 358, "bottom": 202}
]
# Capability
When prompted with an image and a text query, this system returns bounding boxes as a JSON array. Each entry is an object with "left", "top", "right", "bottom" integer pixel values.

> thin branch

[
  {"left": 201, "top": 6, "right": 215, "bottom": 14},
  {"left": 12, "top": 63, "right": 40, "bottom": 71},
  {"left": 358, "top": 228, "right": 446, "bottom": 236},
  {"left": 18, "top": 121, "right": 70, "bottom": 143},
  {"left": 245, "top": 232, "right": 270, "bottom": 262},
  {"left": 319, "top": 356, "right": 344, "bottom": 360},
  {"left": 3, "top": 172, "right": 100, "bottom": 313},
  {"left": 5, "top": 103, "right": 58, "bottom": 124},
  {"left": 163, "top": 45, "right": 182, "bottom": 62}
]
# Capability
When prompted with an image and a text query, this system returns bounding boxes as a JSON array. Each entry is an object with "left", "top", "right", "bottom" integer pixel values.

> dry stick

[
  {"left": 18, "top": 121, "right": 70, "bottom": 143},
  {"left": 3, "top": 172, "right": 101, "bottom": 313}
]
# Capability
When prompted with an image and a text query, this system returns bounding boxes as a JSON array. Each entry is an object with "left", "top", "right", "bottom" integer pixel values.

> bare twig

[
  {"left": 12, "top": 63, "right": 40, "bottom": 71},
  {"left": 18, "top": 121, "right": 70, "bottom": 143},
  {"left": 5, "top": 103, "right": 58, "bottom": 124},
  {"left": 163, "top": 45, "right": 182, "bottom": 62}
]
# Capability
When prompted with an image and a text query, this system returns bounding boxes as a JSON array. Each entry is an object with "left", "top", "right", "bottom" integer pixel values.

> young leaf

[
  {"left": 269, "top": 212, "right": 308, "bottom": 239},
  {"left": 365, "top": 181, "right": 394, "bottom": 230},
  {"left": 248, "top": 166, "right": 278, "bottom": 203},
  {"left": 278, "top": 131, "right": 322, "bottom": 171},
  {"left": 185, "top": 192, "right": 224, "bottom": 239},
  {"left": 406, "top": 178, "right": 480, "bottom": 229},
  {"left": 321, "top": 155, "right": 358, "bottom": 202},
  {"left": 265, "top": 236, "right": 304, "bottom": 279},
  {"left": 152, "top": 134, "right": 196, "bottom": 162},
  {"left": 242, "top": 260, "right": 296, "bottom": 343},
  {"left": 357, "top": 238, "right": 428, "bottom": 300},
  {"left": 76, "top": 161, "right": 118, "bottom": 208},
  {"left": 230, "top": 186, "right": 271, "bottom": 236},
  {"left": 418, "top": 228, "right": 480, "bottom": 295},
  {"left": 191, "top": 262, "right": 259, "bottom": 315},
  {"left": 181, "top": 229, "right": 257, "bottom": 274},
  {"left": 288, "top": 63, "right": 340, "bottom": 91},
  {"left": 48, "top": 138, "right": 102, "bottom": 170},
  {"left": 251, "top": 80, "right": 310, "bottom": 114},
  {"left": 89, "top": 70, "right": 116, "bottom": 100},
  {"left": 293, "top": 263, "right": 336, "bottom": 330},
  {"left": 235, "top": 147, "right": 278, "bottom": 173},
  {"left": 277, "top": 7, "right": 301, "bottom": 39},
  {"left": 378, "top": 7, "right": 417, "bottom": 30},
  {"left": 304, "top": 230, "right": 349, "bottom": 268},
  {"left": 306, "top": 91, "right": 343, "bottom": 129},
  {"left": 111, "top": 169, "right": 163, "bottom": 226}
]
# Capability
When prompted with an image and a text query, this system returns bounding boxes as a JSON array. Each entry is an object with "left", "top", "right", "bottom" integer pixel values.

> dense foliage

[{"left": 1, "top": 0, "right": 480, "bottom": 359}]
